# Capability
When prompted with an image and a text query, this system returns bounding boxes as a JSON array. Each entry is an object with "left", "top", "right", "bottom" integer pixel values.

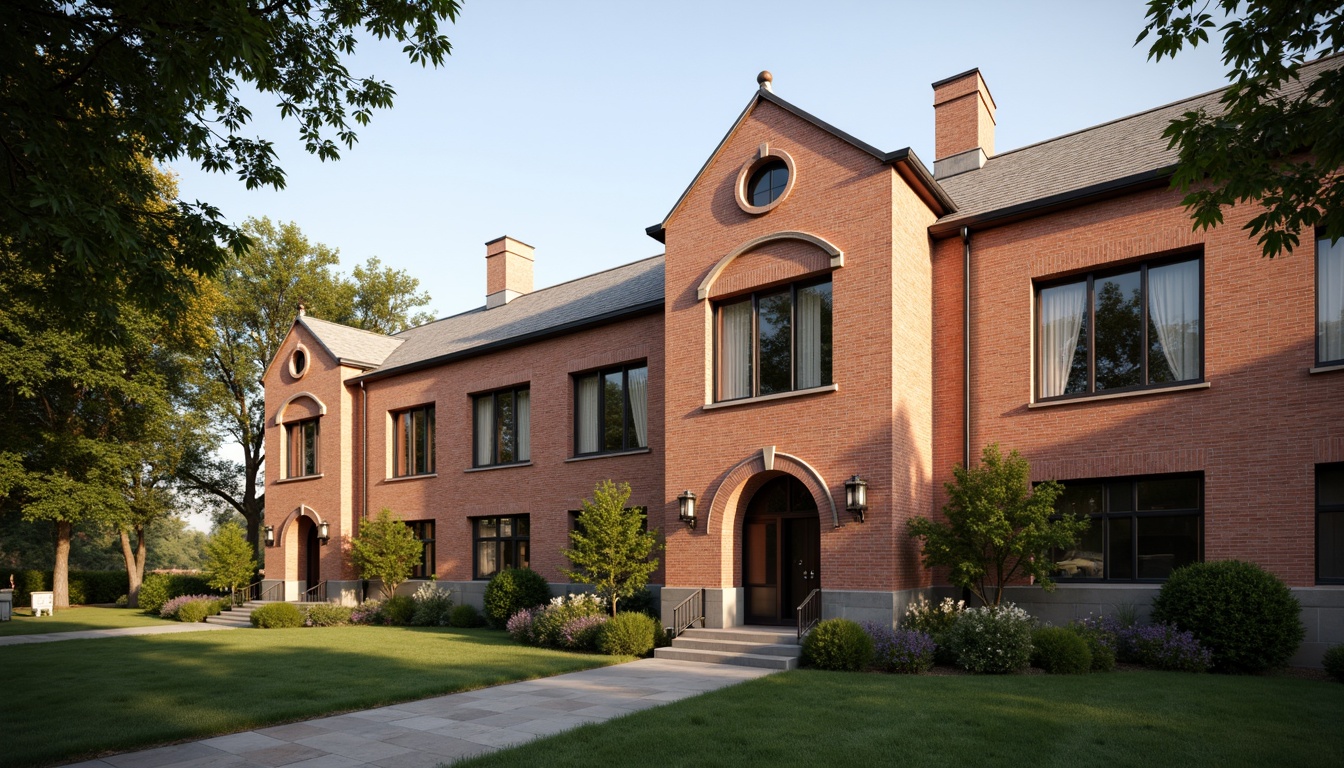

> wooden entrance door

[
  {"left": 304, "top": 521, "right": 320, "bottom": 588},
  {"left": 744, "top": 475, "right": 820, "bottom": 625}
]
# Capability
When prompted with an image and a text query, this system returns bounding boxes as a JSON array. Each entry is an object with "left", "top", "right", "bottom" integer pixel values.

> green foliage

[
  {"left": 304, "top": 604, "right": 353, "bottom": 627},
  {"left": 250, "top": 602, "right": 304, "bottom": 629},
  {"left": 136, "top": 573, "right": 215, "bottom": 615},
  {"left": 483, "top": 568, "right": 552, "bottom": 628},
  {"left": 908, "top": 444, "right": 1087, "bottom": 606},
  {"left": 529, "top": 594, "right": 607, "bottom": 648},
  {"left": 1069, "top": 624, "right": 1118, "bottom": 672},
  {"left": 410, "top": 582, "right": 454, "bottom": 627},
  {"left": 203, "top": 523, "right": 256, "bottom": 596},
  {"left": 946, "top": 604, "right": 1035, "bottom": 674},
  {"left": 801, "top": 619, "right": 875, "bottom": 672},
  {"left": 5, "top": 570, "right": 126, "bottom": 606},
  {"left": 1323, "top": 645, "right": 1344, "bottom": 683},
  {"left": 1151, "top": 560, "right": 1304, "bottom": 673},
  {"left": 177, "top": 601, "right": 212, "bottom": 623},
  {"left": 597, "top": 612, "right": 659, "bottom": 657},
  {"left": 563, "top": 481, "right": 661, "bottom": 616},
  {"left": 616, "top": 587, "right": 661, "bottom": 619},
  {"left": 383, "top": 595, "right": 416, "bottom": 626},
  {"left": 450, "top": 604, "right": 484, "bottom": 628},
  {"left": 349, "top": 509, "right": 423, "bottom": 598},
  {"left": 1137, "top": 0, "right": 1344, "bottom": 256},
  {"left": 1031, "top": 627, "right": 1092, "bottom": 674}
]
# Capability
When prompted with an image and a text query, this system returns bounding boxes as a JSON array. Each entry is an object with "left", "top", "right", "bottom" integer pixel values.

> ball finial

[{"left": 757, "top": 70, "right": 773, "bottom": 91}]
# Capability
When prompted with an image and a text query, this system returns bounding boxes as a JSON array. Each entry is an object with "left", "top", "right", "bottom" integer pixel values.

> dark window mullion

[
  {"left": 752, "top": 293, "right": 760, "bottom": 397},
  {"left": 790, "top": 284, "right": 798, "bottom": 391},
  {"left": 1140, "top": 264, "right": 1149, "bottom": 386},
  {"left": 1087, "top": 276, "right": 1097, "bottom": 394},
  {"left": 621, "top": 368, "right": 630, "bottom": 451}
]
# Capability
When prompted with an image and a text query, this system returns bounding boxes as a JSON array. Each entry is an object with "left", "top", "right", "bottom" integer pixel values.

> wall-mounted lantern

[
  {"left": 677, "top": 490, "right": 697, "bottom": 530},
  {"left": 264, "top": 525, "right": 275, "bottom": 547},
  {"left": 318, "top": 521, "right": 330, "bottom": 544},
  {"left": 845, "top": 475, "right": 868, "bottom": 523}
]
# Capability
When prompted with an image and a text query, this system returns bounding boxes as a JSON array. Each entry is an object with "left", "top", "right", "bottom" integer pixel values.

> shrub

[
  {"left": 598, "top": 611, "right": 659, "bottom": 656},
  {"left": 410, "top": 582, "right": 454, "bottom": 627},
  {"left": 177, "top": 600, "right": 212, "bottom": 623},
  {"left": 1069, "top": 621, "right": 1117, "bottom": 672},
  {"left": 1031, "top": 626, "right": 1091, "bottom": 674},
  {"left": 383, "top": 595, "right": 416, "bottom": 626},
  {"left": 305, "top": 603, "right": 353, "bottom": 627},
  {"left": 1323, "top": 645, "right": 1344, "bottom": 683},
  {"left": 9, "top": 570, "right": 136, "bottom": 606},
  {"left": 349, "top": 508, "right": 423, "bottom": 598},
  {"left": 1126, "top": 622, "right": 1212, "bottom": 673},
  {"left": 617, "top": 587, "right": 661, "bottom": 619},
  {"left": 863, "top": 622, "right": 935, "bottom": 674},
  {"left": 1151, "top": 560, "right": 1304, "bottom": 674},
  {"left": 350, "top": 599, "right": 385, "bottom": 625},
  {"left": 160, "top": 594, "right": 218, "bottom": 619},
  {"left": 450, "top": 604, "right": 484, "bottom": 628},
  {"left": 506, "top": 608, "right": 537, "bottom": 644},
  {"left": 114, "top": 594, "right": 128, "bottom": 608},
  {"left": 559, "top": 614, "right": 609, "bottom": 651},
  {"left": 251, "top": 602, "right": 304, "bottom": 628},
  {"left": 483, "top": 568, "right": 552, "bottom": 628},
  {"left": 802, "top": 619, "right": 875, "bottom": 672},
  {"left": 946, "top": 603, "right": 1034, "bottom": 674},
  {"left": 529, "top": 593, "right": 607, "bottom": 648},
  {"left": 138, "top": 573, "right": 214, "bottom": 614},
  {"left": 902, "top": 595, "right": 965, "bottom": 665}
]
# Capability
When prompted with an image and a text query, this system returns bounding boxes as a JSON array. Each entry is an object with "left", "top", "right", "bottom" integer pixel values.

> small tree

[
  {"left": 563, "top": 480, "right": 660, "bottom": 616},
  {"left": 349, "top": 508, "right": 422, "bottom": 598},
  {"left": 203, "top": 522, "right": 257, "bottom": 600},
  {"left": 908, "top": 444, "right": 1088, "bottom": 606}
]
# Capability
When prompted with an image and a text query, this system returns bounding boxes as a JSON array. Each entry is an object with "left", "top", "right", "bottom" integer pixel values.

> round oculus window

[
  {"left": 290, "top": 348, "right": 308, "bottom": 378},
  {"left": 747, "top": 159, "right": 789, "bottom": 207}
]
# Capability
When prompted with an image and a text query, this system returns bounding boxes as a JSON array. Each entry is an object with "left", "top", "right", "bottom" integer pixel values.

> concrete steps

[
  {"left": 204, "top": 599, "right": 289, "bottom": 627},
  {"left": 654, "top": 626, "right": 801, "bottom": 670}
]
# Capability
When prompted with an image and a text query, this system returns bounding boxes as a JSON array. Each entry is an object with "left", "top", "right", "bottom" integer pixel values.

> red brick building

[{"left": 263, "top": 63, "right": 1344, "bottom": 664}]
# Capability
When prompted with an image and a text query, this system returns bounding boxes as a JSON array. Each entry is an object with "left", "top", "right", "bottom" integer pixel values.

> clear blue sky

[{"left": 171, "top": 0, "right": 1231, "bottom": 322}]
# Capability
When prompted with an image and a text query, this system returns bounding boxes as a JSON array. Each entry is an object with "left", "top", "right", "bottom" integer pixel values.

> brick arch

[
  {"left": 696, "top": 231, "right": 844, "bottom": 301},
  {"left": 274, "top": 391, "right": 327, "bottom": 425},
  {"left": 276, "top": 504, "right": 324, "bottom": 543},
  {"left": 705, "top": 447, "right": 839, "bottom": 534}
]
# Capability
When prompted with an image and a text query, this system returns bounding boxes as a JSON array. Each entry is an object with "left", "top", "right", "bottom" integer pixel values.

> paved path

[
  {"left": 0, "top": 622, "right": 238, "bottom": 646},
  {"left": 62, "top": 659, "right": 772, "bottom": 768}
]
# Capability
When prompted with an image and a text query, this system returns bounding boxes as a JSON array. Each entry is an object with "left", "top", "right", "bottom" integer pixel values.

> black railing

[
  {"left": 232, "top": 581, "right": 261, "bottom": 606},
  {"left": 300, "top": 581, "right": 327, "bottom": 603},
  {"left": 797, "top": 588, "right": 821, "bottom": 640},
  {"left": 670, "top": 588, "right": 705, "bottom": 638}
]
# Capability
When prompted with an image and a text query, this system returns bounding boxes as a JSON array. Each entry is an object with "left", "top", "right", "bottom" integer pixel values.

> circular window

[
  {"left": 289, "top": 346, "right": 309, "bottom": 379},
  {"left": 747, "top": 160, "right": 789, "bottom": 207}
]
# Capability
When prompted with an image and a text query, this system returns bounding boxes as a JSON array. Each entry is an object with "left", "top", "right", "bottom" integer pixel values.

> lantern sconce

[
  {"left": 264, "top": 525, "right": 275, "bottom": 547},
  {"left": 677, "top": 490, "right": 697, "bottom": 530},
  {"left": 845, "top": 475, "right": 868, "bottom": 523},
  {"left": 317, "top": 521, "right": 330, "bottom": 545}
]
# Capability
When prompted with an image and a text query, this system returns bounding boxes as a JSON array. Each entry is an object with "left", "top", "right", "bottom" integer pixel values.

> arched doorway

[
  {"left": 742, "top": 475, "right": 820, "bottom": 625},
  {"left": 296, "top": 517, "right": 320, "bottom": 591}
]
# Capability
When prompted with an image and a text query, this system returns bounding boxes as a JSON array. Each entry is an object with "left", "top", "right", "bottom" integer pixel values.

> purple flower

[{"left": 863, "top": 622, "right": 936, "bottom": 673}]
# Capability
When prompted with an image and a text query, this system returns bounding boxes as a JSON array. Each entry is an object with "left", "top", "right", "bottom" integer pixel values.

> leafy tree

[
  {"left": 349, "top": 509, "right": 423, "bottom": 598},
  {"left": 203, "top": 522, "right": 257, "bottom": 599},
  {"left": 1138, "top": 0, "right": 1344, "bottom": 256},
  {"left": 908, "top": 444, "right": 1089, "bottom": 607},
  {"left": 563, "top": 481, "right": 661, "bottom": 616},
  {"left": 0, "top": 1, "right": 461, "bottom": 336}
]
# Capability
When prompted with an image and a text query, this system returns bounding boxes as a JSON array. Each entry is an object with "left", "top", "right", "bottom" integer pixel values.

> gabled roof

[
  {"left": 353, "top": 255, "right": 665, "bottom": 381},
  {"left": 646, "top": 86, "right": 954, "bottom": 242},
  {"left": 931, "top": 54, "right": 1342, "bottom": 235},
  {"left": 297, "top": 315, "right": 405, "bottom": 369}
]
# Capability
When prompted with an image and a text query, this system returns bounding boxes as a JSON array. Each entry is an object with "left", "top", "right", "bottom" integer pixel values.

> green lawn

[
  {"left": 0, "top": 605, "right": 172, "bottom": 636},
  {"left": 1, "top": 626, "right": 627, "bottom": 768},
  {"left": 458, "top": 669, "right": 1344, "bottom": 768}
]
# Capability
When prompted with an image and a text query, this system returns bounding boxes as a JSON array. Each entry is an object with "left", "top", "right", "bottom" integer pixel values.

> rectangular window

[
  {"left": 1319, "top": 463, "right": 1344, "bottom": 584},
  {"left": 473, "top": 515, "right": 530, "bottom": 579},
  {"left": 716, "top": 278, "right": 832, "bottom": 401},
  {"left": 575, "top": 364, "right": 648, "bottom": 455},
  {"left": 286, "top": 418, "right": 319, "bottom": 478},
  {"left": 393, "top": 405, "right": 435, "bottom": 477},
  {"left": 1319, "top": 235, "right": 1344, "bottom": 366},
  {"left": 1037, "top": 256, "right": 1201, "bottom": 400},
  {"left": 405, "top": 520, "right": 435, "bottom": 579},
  {"left": 473, "top": 386, "right": 530, "bottom": 467},
  {"left": 1051, "top": 474, "right": 1202, "bottom": 581}
]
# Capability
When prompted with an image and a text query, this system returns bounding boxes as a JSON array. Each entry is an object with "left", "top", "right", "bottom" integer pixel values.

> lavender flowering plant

[{"left": 864, "top": 622, "right": 937, "bottom": 674}]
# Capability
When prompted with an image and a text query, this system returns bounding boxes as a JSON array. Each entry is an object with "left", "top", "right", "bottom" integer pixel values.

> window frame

[
  {"left": 285, "top": 417, "right": 320, "bottom": 478},
  {"left": 1035, "top": 253, "right": 1205, "bottom": 403},
  {"left": 1050, "top": 473, "right": 1204, "bottom": 583},
  {"left": 472, "top": 385, "right": 530, "bottom": 468},
  {"left": 405, "top": 520, "right": 436, "bottom": 580},
  {"left": 392, "top": 404, "right": 436, "bottom": 477},
  {"left": 1318, "top": 233, "right": 1344, "bottom": 368},
  {"left": 712, "top": 276, "right": 833, "bottom": 403},
  {"left": 1317, "top": 463, "right": 1344, "bottom": 585},
  {"left": 573, "top": 362, "right": 648, "bottom": 456},
  {"left": 471, "top": 514, "right": 531, "bottom": 580}
]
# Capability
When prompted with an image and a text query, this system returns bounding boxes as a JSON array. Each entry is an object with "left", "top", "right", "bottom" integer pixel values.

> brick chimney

[
  {"left": 932, "top": 68, "right": 996, "bottom": 180},
  {"left": 484, "top": 236, "right": 534, "bottom": 308}
]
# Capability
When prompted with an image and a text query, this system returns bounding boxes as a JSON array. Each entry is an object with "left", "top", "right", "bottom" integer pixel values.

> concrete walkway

[
  {"left": 61, "top": 659, "right": 772, "bottom": 768},
  {"left": 0, "top": 622, "right": 238, "bottom": 646}
]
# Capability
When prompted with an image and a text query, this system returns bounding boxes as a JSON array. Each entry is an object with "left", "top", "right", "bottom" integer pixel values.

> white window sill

[
  {"left": 1309, "top": 363, "right": 1344, "bottom": 374},
  {"left": 565, "top": 448, "right": 652, "bottom": 463},
  {"left": 274, "top": 474, "right": 324, "bottom": 485},
  {"left": 384, "top": 473, "right": 437, "bottom": 483},
  {"left": 1028, "top": 381, "right": 1210, "bottom": 409},
  {"left": 703, "top": 383, "right": 839, "bottom": 411},
  {"left": 464, "top": 462, "right": 532, "bottom": 473}
]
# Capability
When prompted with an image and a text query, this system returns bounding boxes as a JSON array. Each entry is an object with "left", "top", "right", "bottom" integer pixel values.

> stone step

[
  {"left": 654, "top": 646, "right": 798, "bottom": 670},
  {"left": 677, "top": 627, "right": 799, "bottom": 645},
  {"left": 205, "top": 612, "right": 253, "bottom": 627},
  {"left": 671, "top": 637, "right": 802, "bottom": 657}
]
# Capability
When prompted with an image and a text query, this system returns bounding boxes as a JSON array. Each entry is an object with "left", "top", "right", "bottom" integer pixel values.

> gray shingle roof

[
  {"left": 298, "top": 315, "right": 405, "bottom": 368},
  {"left": 935, "top": 55, "right": 1340, "bottom": 228}
]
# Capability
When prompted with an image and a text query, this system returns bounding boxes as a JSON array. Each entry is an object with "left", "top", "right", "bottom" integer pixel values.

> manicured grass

[
  {"left": 0, "top": 606, "right": 172, "bottom": 636},
  {"left": 459, "top": 669, "right": 1344, "bottom": 768},
  {"left": 1, "top": 626, "right": 627, "bottom": 768}
]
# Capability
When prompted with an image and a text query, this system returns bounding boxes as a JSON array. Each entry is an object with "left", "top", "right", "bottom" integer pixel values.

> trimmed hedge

[
  {"left": 802, "top": 619, "right": 875, "bottom": 672},
  {"left": 597, "top": 612, "right": 659, "bottom": 656},
  {"left": 1031, "top": 627, "right": 1092, "bottom": 674},
  {"left": 450, "top": 604, "right": 484, "bottom": 628},
  {"left": 483, "top": 568, "right": 552, "bottom": 628},
  {"left": 138, "top": 573, "right": 216, "bottom": 614},
  {"left": 251, "top": 602, "right": 304, "bottom": 628},
  {"left": 6, "top": 570, "right": 126, "bottom": 606},
  {"left": 177, "top": 601, "right": 212, "bottom": 623}
]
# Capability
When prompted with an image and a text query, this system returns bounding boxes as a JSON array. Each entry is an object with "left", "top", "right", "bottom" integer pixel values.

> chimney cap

[{"left": 757, "top": 70, "right": 773, "bottom": 91}]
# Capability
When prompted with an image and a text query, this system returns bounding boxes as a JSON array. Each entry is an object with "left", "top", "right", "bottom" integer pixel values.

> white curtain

[
  {"left": 516, "top": 390, "right": 530, "bottom": 461},
  {"left": 1321, "top": 237, "right": 1344, "bottom": 363},
  {"left": 1039, "top": 282, "right": 1087, "bottom": 397},
  {"left": 720, "top": 301, "right": 753, "bottom": 399},
  {"left": 474, "top": 396, "right": 493, "bottom": 465},
  {"left": 577, "top": 375, "right": 599, "bottom": 453},
  {"left": 1148, "top": 260, "right": 1200, "bottom": 381},
  {"left": 796, "top": 287, "right": 823, "bottom": 389},
  {"left": 627, "top": 366, "right": 648, "bottom": 448}
]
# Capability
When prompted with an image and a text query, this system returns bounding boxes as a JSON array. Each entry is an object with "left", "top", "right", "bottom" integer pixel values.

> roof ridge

[{"left": 300, "top": 314, "right": 404, "bottom": 342}]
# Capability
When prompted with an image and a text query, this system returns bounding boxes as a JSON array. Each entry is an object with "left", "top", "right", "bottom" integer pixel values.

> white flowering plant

[{"left": 945, "top": 602, "right": 1035, "bottom": 674}]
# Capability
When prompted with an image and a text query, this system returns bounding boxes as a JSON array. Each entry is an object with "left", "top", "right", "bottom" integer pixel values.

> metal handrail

[
  {"left": 670, "top": 588, "right": 705, "bottom": 638},
  {"left": 232, "top": 580, "right": 261, "bottom": 606},
  {"left": 259, "top": 581, "right": 283, "bottom": 602},
  {"left": 300, "top": 581, "right": 327, "bottom": 603},
  {"left": 797, "top": 588, "right": 821, "bottom": 640}
]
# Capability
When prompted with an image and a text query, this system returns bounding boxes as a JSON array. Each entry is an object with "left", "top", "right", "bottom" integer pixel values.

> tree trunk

[
  {"left": 119, "top": 527, "right": 146, "bottom": 609},
  {"left": 53, "top": 520, "right": 71, "bottom": 609}
]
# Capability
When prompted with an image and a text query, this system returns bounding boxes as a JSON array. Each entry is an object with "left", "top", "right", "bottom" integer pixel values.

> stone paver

[
  {"left": 0, "top": 622, "right": 238, "bottom": 646},
  {"left": 59, "top": 659, "right": 772, "bottom": 768}
]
